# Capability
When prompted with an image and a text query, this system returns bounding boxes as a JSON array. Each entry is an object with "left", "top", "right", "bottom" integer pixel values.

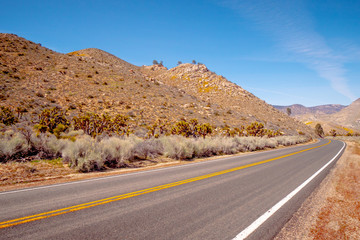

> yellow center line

[{"left": 0, "top": 140, "right": 331, "bottom": 229}]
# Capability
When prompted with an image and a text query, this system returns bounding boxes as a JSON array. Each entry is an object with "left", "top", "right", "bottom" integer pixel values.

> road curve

[{"left": 0, "top": 139, "right": 345, "bottom": 239}]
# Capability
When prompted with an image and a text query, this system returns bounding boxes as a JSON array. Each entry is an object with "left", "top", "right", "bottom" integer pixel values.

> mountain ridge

[
  {"left": 273, "top": 104, "right": 346, "bottom": 116},
  {"left": 274, "top": 99, "right": 359, "bottom": 135}
]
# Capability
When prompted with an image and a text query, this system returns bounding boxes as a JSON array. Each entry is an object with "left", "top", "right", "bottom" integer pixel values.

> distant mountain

[
  {"left": 274, "top": 100, "right": 359, "bottom": 135},
  {"left": 0, "top": 33, "right": 315, "bottom": 136},
  {"left": 273, "top": 104, "right": 346, "bottom": 116}
]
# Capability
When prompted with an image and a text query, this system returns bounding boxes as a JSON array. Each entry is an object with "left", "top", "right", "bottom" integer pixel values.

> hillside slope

[
  {"left": 329, "top": 98, "right": 360, "bottom": 131},
  {"left": 0, "top": 33, "right": 314, "bottom": 136}
]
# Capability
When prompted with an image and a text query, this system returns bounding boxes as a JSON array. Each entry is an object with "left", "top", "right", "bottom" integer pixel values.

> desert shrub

[
  {"left": 276, "top": 136, "right": 308, "bottom": 146},
  {"left": 146, "top": 120, "right": 171, "bottom": 138},
  {"left": 0, "top": 124, "right": 310, "bottom": 170},
  {"left": 73, "top": 113, "right": 130, "bottom": 138},
  {"left": 59, "top": 129, "right": 84, "bottom": 141},
  {"left": 15, "top": 107, "right": 28, "bottom": 119},
  {"left": 112, "top": 114, "right": 130, "bottom": 135},
  {"left": 100, "top": 137, "right": 137, "bottom": 167},
  {"left": 30, "top": 133, "right": 67, "bottom": 159},
  {"left": 216, "top": 137, "right": 238, "bottom": 154},
  {"left": 17, "top": 122, "right": 34, "bottom": 145},
  {"left": 266, "top": 129, "right": 283, "bottom": 138},
  {"left": 36, "top": 92, "right": 44, "bottom": 97},
  {"left": 276, "top": 136, "right": 295, "bottom": 146},
  {"left": 0, "top": 130, "right": 28, "bottom": 162},
  {"left": 171, "top": 120, "right": 192, "bottom": 137},
  {"left": 159, "top": 135, "right": 306, "bottom": 161},
  {"left": 61, "top": 135, "right": 103, "bottom": 172},
  {"left": 0, "top": 107, "right": 18, "bottom": 126},
  {"left": 233, "top": 137, "right": 255, "bottom": 151},
  {"left": 193, "top": 137, "right": 218, "bottom": 157},
  {"left": 329, "top": 129, "right": 337, "bottom": 137},
  {"left": 171, "top": 119, "right": 213, "bottom": 138},
  {"left": 62, "top": 135, "right": 152, "bottom": 171},
  {"left": 146, "top": 122, "right": 158, "bottom": 138},
  {"left": 160, "top": 136, "right": 195, "bottom": 160},
  {"left": 35, "top": 107, "right": 69, "bottom": 136},
  {"left": 263, "top": 137, "right": 278, "bottom": 148},
  {"left": 131, "top": 139, "right": 163, "bottom": 160},
  {"left": 222, "top": 124, "right": 235, "bottom": 137},
  {"left": 189, "top": 137, "right": 237, "bottom": 157},
  {"left": 73, "top": 113, "right": 111, "bottom": 137},
  {"left": 233, "top": 137, "right": 276, "bottom": 151},
  {"left": 0, "top": 126, "right": 71, "bottom": 162},
  {"left": 196, "top": 123, "right": 214, "bottom": 138},
  {"left": 246, "top": 122, "right": 267, "bottom": 137},
  {"left": 234, "top": 126, "right": 246, "bottom": 137}
]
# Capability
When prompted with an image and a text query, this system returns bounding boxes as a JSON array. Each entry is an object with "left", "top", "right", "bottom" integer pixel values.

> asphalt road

[{"left": 0, "top": 139, "right": 345, "bottom": 240}]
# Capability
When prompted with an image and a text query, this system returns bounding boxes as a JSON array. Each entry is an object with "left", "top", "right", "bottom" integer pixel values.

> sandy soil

[{"left": 275, "top": 140, "right": 360, "bottom": 239}]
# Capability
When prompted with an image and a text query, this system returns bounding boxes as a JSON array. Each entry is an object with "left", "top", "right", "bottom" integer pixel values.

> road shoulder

[{"left": 275, "top": 141, "right": 360, "bottom": 239}]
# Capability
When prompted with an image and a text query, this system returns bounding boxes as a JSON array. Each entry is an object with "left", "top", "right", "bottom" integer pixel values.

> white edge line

[
  {"left": 233, "top": 141, "right": 346, "bottom": 240},
  {"left": 0, "top": 139, "right": 322, "bottom": 196}
]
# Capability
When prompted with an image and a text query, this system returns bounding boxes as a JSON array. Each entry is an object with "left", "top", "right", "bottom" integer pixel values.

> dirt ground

[
  {"left": 0, "top": 157, "right": 180, "bottom": 192},
  {"left": 275, "top": 140, "right": 360, "bottom": 240}
]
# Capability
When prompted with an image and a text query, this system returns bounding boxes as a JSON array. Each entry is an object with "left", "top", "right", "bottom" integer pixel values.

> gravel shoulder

[{"left": 275, "top": 140, "right": 360, "bottom": 239}]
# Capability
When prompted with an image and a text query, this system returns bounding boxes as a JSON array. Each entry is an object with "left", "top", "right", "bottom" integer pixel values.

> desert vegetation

[{"left": 0, "top": 106, "right": 310, "bottom": 172}]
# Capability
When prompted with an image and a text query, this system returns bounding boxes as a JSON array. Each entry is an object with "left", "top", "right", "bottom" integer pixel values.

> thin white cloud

[{"left": 222, "top": 0, "right": 357, "bottom": 101}]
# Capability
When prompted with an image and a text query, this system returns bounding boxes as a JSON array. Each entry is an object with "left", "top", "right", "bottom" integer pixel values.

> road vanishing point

[{"left": 0, "top": 139, "right": 345, "bottom": 239}]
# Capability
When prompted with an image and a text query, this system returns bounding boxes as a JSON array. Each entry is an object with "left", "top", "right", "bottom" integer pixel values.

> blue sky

[{"left": 1, "top": 0, "right": 359, "bottom": 106}]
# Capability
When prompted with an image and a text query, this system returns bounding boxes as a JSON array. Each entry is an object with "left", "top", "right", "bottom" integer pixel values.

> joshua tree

[
  {"left": 315, "top": 123, "right": 324, "bottom": 137},
  {"left": 192, "top": 60, "right": 196, "bottom": 64},
  {"left": 286, "top": 107, "right": 292, "bottom": 116},
  {"left": 152, "top": 60, "right": 159, "bottom": 65}
]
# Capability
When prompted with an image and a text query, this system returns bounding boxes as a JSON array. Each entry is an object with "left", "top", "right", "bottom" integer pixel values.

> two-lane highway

[{"left": 0, "top": 139, "right": 345, "bottom": 239}]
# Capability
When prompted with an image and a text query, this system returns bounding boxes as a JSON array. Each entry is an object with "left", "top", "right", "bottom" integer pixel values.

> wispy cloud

[{"left": 222, "top": 0, "right": 357, "bottom": 101}]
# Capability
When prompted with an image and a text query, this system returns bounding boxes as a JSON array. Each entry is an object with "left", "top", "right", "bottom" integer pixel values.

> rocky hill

[
  {"left": 329, "top": 98, "right": 360, "bottom": 131},
  {"left": 0, "top": 33, "right": 315, "bottom": 136}
]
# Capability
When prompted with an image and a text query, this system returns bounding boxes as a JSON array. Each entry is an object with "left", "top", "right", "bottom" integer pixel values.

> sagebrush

[{"left": 0, "top": 126, "right": 310, "bottom": 172}]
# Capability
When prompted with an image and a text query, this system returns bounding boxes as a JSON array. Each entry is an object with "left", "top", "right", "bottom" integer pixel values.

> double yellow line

[{"left": 0, "top": 140, "right": 331, "bottom": 229}]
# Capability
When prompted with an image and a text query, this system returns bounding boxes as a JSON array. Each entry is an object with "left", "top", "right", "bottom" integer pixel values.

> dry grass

[{"left": 275, "top": 139, "right": 360, "bottom": 240}]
